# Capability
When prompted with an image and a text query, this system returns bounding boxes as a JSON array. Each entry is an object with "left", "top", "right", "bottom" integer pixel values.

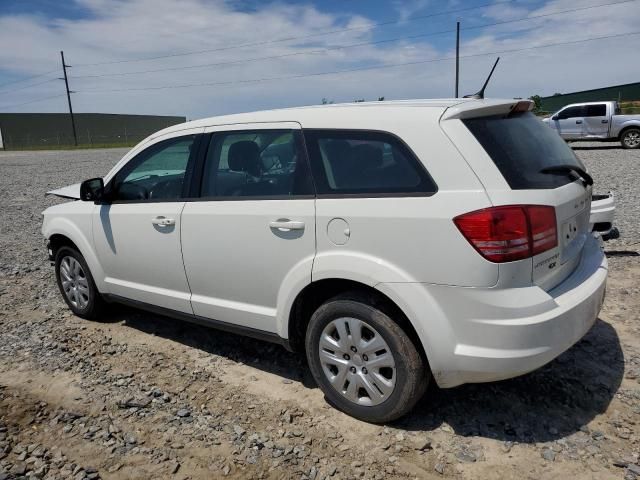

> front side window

[
  {"left": 304, "top": 130, "right": 437, "bottom": 195},
  {"left": 111, "top": 135, "right": 196, "bottom": 201},
  {"left": 201, "top": 129, "right": 312, "bottom": 198},
  {"left": 585, "top": 104, "right": 607, "bottom": 117},
  {"left": 558, "top": 106, "right": 584, "bottom": 119}
]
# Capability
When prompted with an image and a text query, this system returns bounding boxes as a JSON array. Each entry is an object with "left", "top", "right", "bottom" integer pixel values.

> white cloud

[{"left": 0, "top": 0, "right": 637, "bottom": 117}]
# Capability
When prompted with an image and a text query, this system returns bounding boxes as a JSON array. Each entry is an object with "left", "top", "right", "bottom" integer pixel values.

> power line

[
  {"left": 72, "top": 0, "right": 515, "bottom": 68},
  {"left": 0, "top": 69, "right": 59, "bottom": 89},
  {"left": 78, "top": 30, "right": 640, "bottom": 94},
  {"left": 0, "top": 77, "right": 59, "bottom": 96},
  {"left": 69, "top": 0, "right": 638, "bottom": 80},
  {"left": 0, "top": 93, "right": 66, "bottom": 110}
]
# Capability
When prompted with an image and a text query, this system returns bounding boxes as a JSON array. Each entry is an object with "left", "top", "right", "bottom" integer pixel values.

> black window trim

[
  {"left": 188, "top": 128, "right": 316, "bottom": 201},
  {"left": 303, "top": 128, "right": 438, "bottom": 199},
  {"left": 105, "top": 133, "right": 205, "bottom": 205}
]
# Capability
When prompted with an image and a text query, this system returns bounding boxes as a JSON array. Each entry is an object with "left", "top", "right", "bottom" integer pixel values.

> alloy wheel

[
  {"left": 59, "top": 256, "right": 90, "bottom": 310},
  {"left": 624, "top": 131, "right": 640, "bottom": 148}
]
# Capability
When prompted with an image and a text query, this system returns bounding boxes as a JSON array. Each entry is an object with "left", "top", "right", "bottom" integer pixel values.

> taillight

[{"left": 454, "top": 205, "right": 557, "bottom": 263}]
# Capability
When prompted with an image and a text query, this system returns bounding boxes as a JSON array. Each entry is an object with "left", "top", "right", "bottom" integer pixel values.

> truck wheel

[
  {"left": 621, "top": 128, "right": 640, "bottom": 149},
  {"left": 55, "top": 246, "right": 106, "bottom": 319},
  {"left": 305, "top": 294, "right": 428, "bottom": 423}
]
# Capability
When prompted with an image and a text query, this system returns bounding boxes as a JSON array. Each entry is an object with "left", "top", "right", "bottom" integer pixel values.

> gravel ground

[{"left": 0, "top": 144, "right": 639, "bottom": 480}]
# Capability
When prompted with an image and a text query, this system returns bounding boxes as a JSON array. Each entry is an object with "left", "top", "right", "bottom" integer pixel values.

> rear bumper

[
  {"left": 590, "top": 192, "right": 615, "bottom": 238},
  {"left": 379, "top": 236, "right": 607, "bottom": 388}
]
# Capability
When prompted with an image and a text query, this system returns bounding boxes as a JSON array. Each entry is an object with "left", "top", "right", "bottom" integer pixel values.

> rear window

[{"left": 463, "top": 112, "right": 586, "bottom": 189}]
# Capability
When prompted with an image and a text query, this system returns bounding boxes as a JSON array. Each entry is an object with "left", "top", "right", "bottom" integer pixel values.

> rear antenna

[{"left": 463, "top": 57, "right": 500, "bottom": 99}]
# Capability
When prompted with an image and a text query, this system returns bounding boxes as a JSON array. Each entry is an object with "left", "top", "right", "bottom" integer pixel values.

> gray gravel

[
  {"left": 574, "top": 142, "right": 640, "bottom": 247},
  {"left": 0, "top": 145, "right": 639, "bottom": 479}
]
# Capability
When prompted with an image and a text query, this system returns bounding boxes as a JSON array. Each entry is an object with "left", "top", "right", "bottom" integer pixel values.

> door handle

[
  {"left": 601, "top": 119, "right": 609, "bottom": 124},
  {"left": 269, "top": 220, "right": 305, "bottom": 231},
  {"left": 575, "top": 120, "right": 583, "bottom": 124},
  {"left": 152, "top": 216, "right": 175, "bottom": 227}
]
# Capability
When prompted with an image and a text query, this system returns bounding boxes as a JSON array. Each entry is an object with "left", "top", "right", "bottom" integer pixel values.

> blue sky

[{"left": 0, "top": 0, "right": 637, "bottom": 118}]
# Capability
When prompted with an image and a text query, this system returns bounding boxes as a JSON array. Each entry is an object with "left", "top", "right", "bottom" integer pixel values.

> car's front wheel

[
  {"left": 305, "top": 294, "right": 428, "bottom": 423},
  {"left": 55, "top": 246, "right": 105, "bottom": 319}
]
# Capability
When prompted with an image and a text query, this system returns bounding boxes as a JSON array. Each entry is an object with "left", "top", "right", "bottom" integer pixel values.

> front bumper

[{"left": 379, "top": 236, "right": 607, "bottom": 388}]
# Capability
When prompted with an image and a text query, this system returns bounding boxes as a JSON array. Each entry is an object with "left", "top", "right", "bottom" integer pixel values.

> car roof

[
  {"left": 150, "top": 98, "right": 524, "bottom": 138},
  {"left": 563, "top": 101, "right": 615, "bottom": 108}
]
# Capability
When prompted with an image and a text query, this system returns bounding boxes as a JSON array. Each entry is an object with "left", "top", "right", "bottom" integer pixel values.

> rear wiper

[{"left": 540, "top": 164, "right": 593, "bottom": 186}]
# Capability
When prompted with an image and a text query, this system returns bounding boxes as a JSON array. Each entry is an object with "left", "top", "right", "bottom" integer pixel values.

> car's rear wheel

[
  {"left": 55, "top": 246, "right": 105, "bottom": 319},
  {"left": 621, "top": 128, "right": 640, "bottom": 149},
  {"left": 305, "top": 294, "right": 428, "bottom": 423}
]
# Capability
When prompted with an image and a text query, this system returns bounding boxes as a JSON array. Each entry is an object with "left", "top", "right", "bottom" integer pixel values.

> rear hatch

[{"left": 443, "top": 100, "right": 592, "bottom": 291}]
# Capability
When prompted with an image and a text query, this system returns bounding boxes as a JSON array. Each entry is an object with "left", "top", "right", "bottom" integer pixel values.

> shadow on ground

[
  {"left": 572, "top": 145, "right": 622, "bottom": 150},
  {"left": 111, "top": 306, "right": 623, "bottom": 444},
  {"left": 398, "top": 319, "right": 624, "bottom": 443}
]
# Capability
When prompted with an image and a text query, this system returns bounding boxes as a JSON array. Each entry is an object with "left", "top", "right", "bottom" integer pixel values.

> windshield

[{"left": 463, "top": 112, "right": 585, "bottom": 189}]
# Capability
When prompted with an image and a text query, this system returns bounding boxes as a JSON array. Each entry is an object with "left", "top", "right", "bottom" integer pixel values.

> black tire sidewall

[
  {"left": 54, "top": 246, "right": 100, "bottom": 319},
  {"left": 305, "top": 298, "right": 427, "bottom": 423}
]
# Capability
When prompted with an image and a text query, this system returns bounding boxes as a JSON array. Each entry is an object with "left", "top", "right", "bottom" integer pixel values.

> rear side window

[
  {"left": 200, "top": 129, "right": 313, "bottom": 198},
  {"left": 304, "top": 130, "right": 437, "bottom": 195},
  {"left": 585, "top": 104, "right": 607, "bottom": 117},
  {"left": 464, "top": 112, "right": 586, "bottom": 189}
]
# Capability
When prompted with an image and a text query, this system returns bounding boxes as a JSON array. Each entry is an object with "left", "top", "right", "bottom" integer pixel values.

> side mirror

[
  {"left": 80, "top": 177, "right": 105, "bottom": 203},
  {"left": 552, "top": 115, "right": 559, "bottom": 121}
]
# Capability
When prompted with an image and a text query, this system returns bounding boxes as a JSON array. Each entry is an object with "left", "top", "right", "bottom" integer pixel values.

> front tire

[
  {"left": 55, "top": 246, "right": 105, "bottom": 319},
  {"left": 621, "top": 128, "right": 640, "bottom": 149},
  {"left": 305, "top": 294, "right": 428, "bottom": 423}
]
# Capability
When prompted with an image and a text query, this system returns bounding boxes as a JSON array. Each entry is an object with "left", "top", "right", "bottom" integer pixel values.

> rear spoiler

[
  {"left": 46, "top": 183, "right": 81, "bottom": 200},
  {"left": 441, "top": 99, "right": 533, "bottom": 121}
]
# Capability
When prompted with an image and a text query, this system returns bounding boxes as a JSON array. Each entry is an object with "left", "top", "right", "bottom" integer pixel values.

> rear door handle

[
  {"left": 601, "top": 119, "right": 609, "bottom": 124},
  {"left": 576, "top": 120, "right": 583, "bottom": 124},
  {"left": 152, "top": 216, "right": 175, "bottom": 227},
  {"left": 269, "top": 220, "right": 305, "bottom": 231}
]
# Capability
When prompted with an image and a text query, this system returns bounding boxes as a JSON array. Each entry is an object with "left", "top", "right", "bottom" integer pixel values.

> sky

[{"left": 0, "top": 0, "right": 638, "bottom": 119}]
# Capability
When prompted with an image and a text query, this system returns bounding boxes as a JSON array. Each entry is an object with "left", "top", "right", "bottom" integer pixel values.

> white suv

[{"left": 42, "top": 99, "right": 607, "bottom": 423}]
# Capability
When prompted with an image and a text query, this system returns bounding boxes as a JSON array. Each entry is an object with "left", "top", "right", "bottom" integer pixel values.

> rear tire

[
  {"left": 54, "top": 246, "right": 105, "bottom": 320},
  {"left": 621, "top": 128, "right": 640, "bottom": 149},
  {"left": 305, "top": 294, "right": 428, "bottom": 423}
]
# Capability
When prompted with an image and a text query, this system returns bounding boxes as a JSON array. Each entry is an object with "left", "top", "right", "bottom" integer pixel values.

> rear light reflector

[{"left": 454, "top": 205, "right": 557, "bottom": 263}]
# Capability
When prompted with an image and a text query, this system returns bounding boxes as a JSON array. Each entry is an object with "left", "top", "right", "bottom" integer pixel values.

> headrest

[{"left": 228, "top": 141, "right": 261, "bottom": 176}]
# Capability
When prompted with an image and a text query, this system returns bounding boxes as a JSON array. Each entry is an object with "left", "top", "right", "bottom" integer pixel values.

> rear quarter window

[
  {"left": 463, "top": 112, "right": 586, "bottom": 189},
  {"left": 303, "top": 129, "right": 437, "bottom": 196}
]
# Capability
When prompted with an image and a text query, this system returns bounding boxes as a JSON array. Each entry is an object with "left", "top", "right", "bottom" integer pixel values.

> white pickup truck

[{"left": 543, "top": 100, "right": 640, "bottom": 149}]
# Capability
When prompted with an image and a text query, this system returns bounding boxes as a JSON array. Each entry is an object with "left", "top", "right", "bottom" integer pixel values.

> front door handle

[
  {"left": 269, "top": 220, "right": 305, "bottom": 231},
  {"left": 576, "top": 120, "right": 583, "bottom": 124},
  {"left": 152, "top": 216, "right": 175, "bottom": 227}
]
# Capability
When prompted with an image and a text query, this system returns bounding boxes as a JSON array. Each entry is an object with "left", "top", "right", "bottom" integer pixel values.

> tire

[
  {"left": 305, "top": 294, "right": 429, "bottom": 423},
  {"left": 620, "top": 128, "right": 640, "bottom": 149},
  {"left": 54, "top": 246, "right": 105, "bottom": 320}
]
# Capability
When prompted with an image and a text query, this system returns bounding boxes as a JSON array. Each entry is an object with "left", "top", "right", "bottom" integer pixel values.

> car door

[
  {"left": 93, "top": 129, "right": 203, "bottom": 313},
  {"left": 554, "top": 106, "right": 585, "bottom": 139},
  {"left": 180, "top": 123, "right": 315, "bottom": 333},
  {"left": 583, "top": 103, "right": 610, "bottom": 138}
]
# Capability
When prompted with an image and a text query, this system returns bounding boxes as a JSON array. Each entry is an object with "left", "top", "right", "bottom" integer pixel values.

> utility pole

[
  {"left": 60, "top": 51, "right": 78, "bottom": 146},
  {"left": 455, "top": 21, "right": 460, "bottom": 98}
]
